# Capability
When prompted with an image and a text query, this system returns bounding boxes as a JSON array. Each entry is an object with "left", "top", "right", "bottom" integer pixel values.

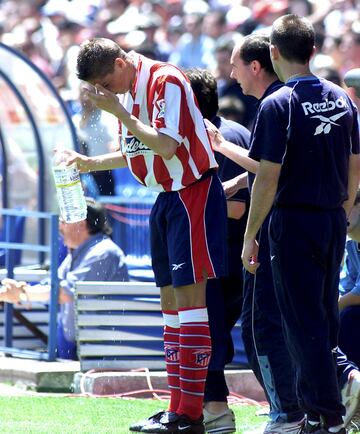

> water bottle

[{"left": 52, "top": 151, "right": 87, "bottom": 223}]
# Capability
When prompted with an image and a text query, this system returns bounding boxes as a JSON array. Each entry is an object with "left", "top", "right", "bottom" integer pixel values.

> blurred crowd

[{"left": 0, "top": 0, "right": 359, "bottom": 131}]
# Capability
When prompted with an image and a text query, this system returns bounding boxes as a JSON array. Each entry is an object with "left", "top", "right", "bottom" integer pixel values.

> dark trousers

[
  {"left": 205, "top": 275, "right": 243, "bottom": 401},
  {"left": 204, "top": 216, "right": 247, "bottom": 402},
  {"left": 270, "top": 206, "right": 346, "bottom": 427},
  {"left": 241, "top": 214, "right": 303, "bottom": 423}
]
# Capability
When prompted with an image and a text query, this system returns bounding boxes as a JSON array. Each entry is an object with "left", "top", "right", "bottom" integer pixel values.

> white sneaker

[
  {"left": 203, "top": 408, "right": 236, "bottom": 434},
  {"left": 342, "top": 369, "right": 360, "bottom": 429},
  {"left": 244, "top": 419, "right": 304, "bottom": 434}
]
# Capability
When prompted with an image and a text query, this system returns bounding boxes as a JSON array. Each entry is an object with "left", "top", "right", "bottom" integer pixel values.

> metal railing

[{"left": 0, "top": 208, "right": 59, "bottom": 360}]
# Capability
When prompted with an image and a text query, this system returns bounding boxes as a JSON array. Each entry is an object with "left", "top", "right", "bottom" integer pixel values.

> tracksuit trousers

[
  {"left": 241, "top": 209, "right": 356, "bottom": 425},
  {"left": 241, "top": 213, "right": 303, "bottom": 423},
  {"left": 269, "top": 206, "right": 346, "bottom": 427}
]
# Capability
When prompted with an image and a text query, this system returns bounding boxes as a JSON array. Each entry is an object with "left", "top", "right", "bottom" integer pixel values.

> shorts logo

[
  {"left": 156, "top": 99, "right": 166, "bottom": 119},
  {"left": 165, "top": 345, "right": 179, "bottom": 362},
  {"left": 311, "top": 111, "right": 347, "bottom": 135},
  {"left": 193, "top": 350, "right": 211, "bottom": 367},
  {"left": 172, "top": 262, "right": 185, "bottom": 271}
]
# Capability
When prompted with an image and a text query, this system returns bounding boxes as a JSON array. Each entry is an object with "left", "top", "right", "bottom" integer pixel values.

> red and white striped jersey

[{"left": 118, "top": 52, "right": 218, "bottom": 192}]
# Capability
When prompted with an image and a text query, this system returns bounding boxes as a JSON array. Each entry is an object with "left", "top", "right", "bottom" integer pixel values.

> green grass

[{"left": 0, "top": 396, "right": 266, "bottom": 433}]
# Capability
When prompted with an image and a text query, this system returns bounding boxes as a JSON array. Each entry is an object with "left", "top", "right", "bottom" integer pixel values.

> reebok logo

[
  {"left": 301, "top": 97, "right": 349, "bottom": 135},
  {"left": 172, "top": 263, "right": 185, "bottom": 271},
  {"left": 311, "top": 111, "right": 347, "bottom": 135},
  {"left": 301, "top": 96, "right": 349, "bottom": 116}
]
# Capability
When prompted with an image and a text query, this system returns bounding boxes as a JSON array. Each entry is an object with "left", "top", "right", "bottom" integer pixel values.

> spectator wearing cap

[
  {"left": 253, "top": 0, "right": 289, "bottom": 28},
  {"left": 162, "top": 15, "right": 184, "bottom": 54},
  {"left": 136, "top": 12, "right": 169, "bottom": 61},
  {"left": 0, "top": 199, "right": 129, "bottom": 360},
  {"left": 340, "top": 24, "right": 360, "bottom": 72},
  {"left": 202, "top": 10, "right": 228, "bottom": 41},
  {"left": 238, "top": 0, "right": 289, "bottom": 35},
  {"left": 169, "top": 13, "right": 216, "bottom": 70}
]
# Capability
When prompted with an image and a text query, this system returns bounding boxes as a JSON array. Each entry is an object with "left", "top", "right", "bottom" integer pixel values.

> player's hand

[
  {"left": 222, "top": 178, "right": 241, "bottom": 199},
  {"left": 242, "top": 238, "right": 260, "bottom": 274},
  {"left": 204, "top": 119, "right": 225, "bottom": 152},
  {"left": 82, "top": 84, "right": 124, "bottom": 118},
  {"left": 0, "top": 279, "right": 26, "bottom": 303},
  {"left": 54, "top": 148, "right": 91, "bottom": 173}
]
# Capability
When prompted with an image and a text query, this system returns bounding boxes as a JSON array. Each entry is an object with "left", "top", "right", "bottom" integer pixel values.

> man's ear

[
  {"left": 270, "top": 44, "right": 279, "bottom": 61},
  {"left": 115, "top": 57, "right": 126, "bottom": 69},
  {"left": 309, "top": 45, "right": 317, "bottom": 61},
  {"left": 251, "top": 60, "right": 262, "bottom": 75}
]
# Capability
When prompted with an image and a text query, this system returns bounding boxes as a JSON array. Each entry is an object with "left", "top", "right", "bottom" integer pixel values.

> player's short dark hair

[
  {"left": 239, "top": 34, "right": 275, "bottom": 74},
  {"left": 77, "top": 38, "right": 127, "bottom": 81},
  {"left": 85, "top": 198, "right": 112, "bottom": 236},
  {"left": 270, "top": 14, "right": 315, "bottom": 64},
  {"left": 184, "top": 68, "right": 219, "bottom": 121}
]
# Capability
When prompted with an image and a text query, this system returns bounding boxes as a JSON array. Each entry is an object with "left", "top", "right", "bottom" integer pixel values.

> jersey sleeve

[
  {"left": 249, "top": 96, "right": 288, "bottom": 164},
  {"left": 149, "top": 75, "right": 187, "bottom": 144}
]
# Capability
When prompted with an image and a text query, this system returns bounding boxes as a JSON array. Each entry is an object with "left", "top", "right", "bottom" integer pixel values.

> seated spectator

[
  {"left": 339, "top": 191, "right": 360, "bottom": 369},
  {"left": 0, "top": 198, "right": 129, "bottom": 360}
]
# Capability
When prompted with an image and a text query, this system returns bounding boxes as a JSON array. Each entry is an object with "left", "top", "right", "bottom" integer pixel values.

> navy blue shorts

[{"left": 150, "top": 172, "right": 228, "bottom": 288}]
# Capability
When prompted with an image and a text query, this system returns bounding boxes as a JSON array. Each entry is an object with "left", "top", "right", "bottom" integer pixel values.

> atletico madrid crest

[
  {"left": 165, "top": 345, "right": 179, "bottom": 362},
  {"left": 193, "top": 350, "right": 211, "bottom": 367}
]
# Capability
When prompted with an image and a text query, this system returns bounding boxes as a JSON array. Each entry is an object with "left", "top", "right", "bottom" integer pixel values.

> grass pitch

[{"left": 0, "top": 396, "right": 266, "bottom": 433}]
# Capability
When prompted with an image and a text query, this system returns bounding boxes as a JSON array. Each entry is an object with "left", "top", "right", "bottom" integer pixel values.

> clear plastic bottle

[{"left": 52, "top": 151, "right": 87, "bottom": 223}]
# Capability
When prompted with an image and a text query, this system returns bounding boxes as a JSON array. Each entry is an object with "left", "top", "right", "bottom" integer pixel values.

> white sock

[
  {"left": 307, "top": 420, "right": 320, "bottom": 426},
  {"left": 328, "top": 424, "right": 344, "bottom": 433}
]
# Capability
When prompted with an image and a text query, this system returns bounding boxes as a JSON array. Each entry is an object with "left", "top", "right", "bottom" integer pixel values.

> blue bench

[
  {"left": 75, "top": 281, "right": 249, "bottom": 371},
  {"left": 75, "top": 281, "right": 164, "bottom": 371}
]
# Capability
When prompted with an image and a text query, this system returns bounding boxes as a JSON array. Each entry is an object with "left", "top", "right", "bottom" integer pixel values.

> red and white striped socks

[
  {"left": 177, "top": 306, "right": 212, "bottom": 420},
  {"left": 163, "top": 310, "right": 181, "bottom": 413}
]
